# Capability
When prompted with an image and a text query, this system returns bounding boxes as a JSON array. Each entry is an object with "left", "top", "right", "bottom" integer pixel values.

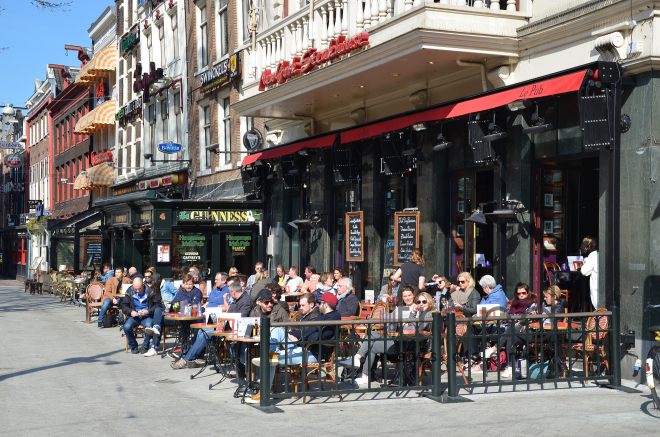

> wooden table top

[
  {"left": 190, "top": 323, "right": 216, "bottom": 329},
  {"left": 224, "top": 335, "right": 261, "bottom": 343},
  {"left": 164, "top": 314, "right": 204, "bottom": 321},
  {"left": 210, "top": 330, "right": 235, "bottom": 337}
]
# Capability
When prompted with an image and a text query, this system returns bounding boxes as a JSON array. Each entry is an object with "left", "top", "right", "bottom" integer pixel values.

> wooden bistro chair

[
  {"left": 565, "top": 308, "right": 610, "bottom": 380},
  {"left": 299, "top": 343, "right": 343, "bottom": 405},
  {"left": 85, "top": 282, "right": 105, "bottom": 324}
]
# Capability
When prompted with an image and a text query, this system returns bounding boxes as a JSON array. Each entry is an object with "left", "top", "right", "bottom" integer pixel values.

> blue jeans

[
  {"left": 150, "top": 307, "right": 178, "bottom": 348},
  {"left": 124, "top": 315, "right": 154, "bottom": 350},
  {"left": 184, "top": 328, "right": 213, "bottom": 361},
  {"left": 98, "top": 297, "right": 121, "bottom": 323},
  {"left": 260, "top": 327, "right": 318, "bottom": 391}
]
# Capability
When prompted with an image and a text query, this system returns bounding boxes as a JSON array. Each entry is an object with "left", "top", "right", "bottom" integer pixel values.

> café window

[
  {"left": 534, "top": 94, "right": 584, "bottom": 159},
  {"left": 172, "top": 233, "right": 210, "bottom": 278}
]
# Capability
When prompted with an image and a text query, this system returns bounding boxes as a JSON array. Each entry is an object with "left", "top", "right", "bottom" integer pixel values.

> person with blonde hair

[
  {"left": 450, "top": 271, "right": 479, "bottom": 316},
  {"left": 228, "top": 267, "right": 239, "bottom": 277},
  {"left": 391, "top": 248, "right": 427, "bottom": 303}
]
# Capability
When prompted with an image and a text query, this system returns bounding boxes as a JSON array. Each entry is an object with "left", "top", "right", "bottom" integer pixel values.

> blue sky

[{"left": 0, "top": 0, "right": 113, "bottom": 107}]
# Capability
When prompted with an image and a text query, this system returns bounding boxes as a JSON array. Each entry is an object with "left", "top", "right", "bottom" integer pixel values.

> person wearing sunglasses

[
  {"left": 377, "top": 272, "right": 399, "bottom": 303},
  {"left": 450, "top": 272, "right": 479, "bottom": 316}
]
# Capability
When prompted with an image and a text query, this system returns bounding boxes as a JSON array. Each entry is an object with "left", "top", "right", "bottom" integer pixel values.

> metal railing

[{"left": 253, "top": 307, "right": 619, "bottom": 406}]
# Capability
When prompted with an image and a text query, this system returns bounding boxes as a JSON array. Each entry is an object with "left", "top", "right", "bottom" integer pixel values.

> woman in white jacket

[{"left": 579, "top": 236, "right": 599, "bottom": 309}]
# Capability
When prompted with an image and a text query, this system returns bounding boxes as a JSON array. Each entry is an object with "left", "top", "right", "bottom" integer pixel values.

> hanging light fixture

[{"left": 433, "top": 124, "right": 453, "bottom": 151}]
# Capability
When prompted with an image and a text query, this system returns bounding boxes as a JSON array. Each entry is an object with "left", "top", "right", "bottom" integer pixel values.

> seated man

[
  {"left": 282, "top": 266, "right": 304, "bottom": 290},
  {"left": 296, "top": 292, "right": 320, "bottom": 322},
  {"left": 205, "top": 272, "right": 229, "bottom": 308},
  {"left": 246, "top": 292, "right": 341, "bottom": 404},
  {"left": 170, "top": 279, "right": 249, "bottom": 369},
  {"left": 99, "top": 263, "right": 114, "bottom": 281},
  {"left": 121, "top": 277, "right": 161, "bottom": 354},
  {"left": 97, "top": 267, "right": 131, "bottom": 328},
  {"left": 246, "top": 262, "right": 264, "bottom": 289},
  {"left": 145, "top": 274, "right": 203, "bottom": 355},
  {"left": 160, "top": 277, "right": 179, "bottom": 303},
  {"left": 336, "top": 277, "right": 360, "bottom": 317},
  {"left": 128, "top": 267, "right": 143, "bottom": 281},
  {"left": 265, "top": 282, "right": 290, "bottom": 314},
  {"left": 299, "top": 266, "right": 320, "bottom": 294}
]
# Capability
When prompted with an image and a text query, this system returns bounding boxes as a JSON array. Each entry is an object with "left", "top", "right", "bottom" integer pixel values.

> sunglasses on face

[
  {"left": 459, "top": 280, "right": 467, "bottom": 284},
  {"left": 262, "top": 300, "right": 274, "bottom": 305},
  {"left": 416, "top": 300, "right": 427, "bottom": 304},
  {"left": 517, "top": 292, "right": 527, "bottom": 296}
]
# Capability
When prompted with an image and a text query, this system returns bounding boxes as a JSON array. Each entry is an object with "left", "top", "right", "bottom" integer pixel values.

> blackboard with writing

[
  {"left": 345, "top": 211, "right": 364, "bottom": 262},
  {"left": 394, "top": 211, "right": 420, "bottom": 266},
  {"left": 84, "top": 239, "right": 102, "bottom": 267}
]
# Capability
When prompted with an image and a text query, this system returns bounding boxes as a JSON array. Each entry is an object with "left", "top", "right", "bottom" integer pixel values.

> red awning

[
  {"left": 241, "top": 69, "right": 588, "bottom": 165},
  {"left": 340, "top": 70, "right": 587, "bottom": 144},
  {"left": 241, "top": 134, "right": 337, "bottom": 166}
]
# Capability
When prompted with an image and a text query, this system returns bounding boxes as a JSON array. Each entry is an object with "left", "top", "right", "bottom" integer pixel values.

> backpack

[
  {"left": 487, "top": 351, "right": 508, "bottom": 371},
  {"left": 102, "top": 311, "right": 117, "bottom": 328}
]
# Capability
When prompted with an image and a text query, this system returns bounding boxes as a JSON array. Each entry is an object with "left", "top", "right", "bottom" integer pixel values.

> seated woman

[
  {"left": 430, "top": 275, "right": 452, "bottom": 303},
  {"left": 451, "top": 272, "right": 480, "bottom": 316},
  {"left": 377, "top": 272, "right": 398, "bottom": 303},
  {"left": 314, "top": 272, "right": 336, "bottom": 301},
  {"left": 339, "top": 286, "right": 432, "bottom": 386},
  {"left": 482, "top": 282, "right": 536, "bottom": 377}
]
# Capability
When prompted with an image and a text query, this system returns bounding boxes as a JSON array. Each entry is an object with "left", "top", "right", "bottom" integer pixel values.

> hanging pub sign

[
  {"left": 200, "top": 58, "right": 231, "bottom": 94},
  {"left": 394, "top": 211, "right": 420, "bottom": 266},
  {"left": 259, "top": 33, "right": 369, "bottom": 91},
  {"left": 242, "top": 129, "right": 263, "bottom": 151},
  {"left": 158, "top": 141, "right": 182, "bottom": 154},
  {"left": 134, "top": 62, "right": 164, "bottom": 101},
  {"left": 91, "top": 149, "right": 113, "bottom": 166},
  {"left": 6, "top": 154, "right": 22, "bottom": 166},
  {"left": 345, "top": 211, "right": 364, "bottom": 262},
  {"left": 1, "top": 141, "right": 25, "bottom": 150},
  {"left": 120, "top": 26, "right": 140, "bottom": 54},
  {"left": 229, "top": 51, "right": 241, "bottom": 78},
  {"left": 116, "top": 97, "right": 143, "bottom": 127},
  {"left": 95, "top": 82, "right": 107, "bottom": 106}
]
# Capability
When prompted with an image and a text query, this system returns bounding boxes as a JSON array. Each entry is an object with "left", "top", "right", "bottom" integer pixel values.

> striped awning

[
  {"left": 73, "top": 171, "right": 89, "bottom": 190},
  {"left": 85, "top": 162, "right": 115, "bottom": 188},
  {"left": 74, "top": 45, "right": 117, "bottom": 87},
  {"left": 74, "top": 100, "right": 115, "bottom": 135}
]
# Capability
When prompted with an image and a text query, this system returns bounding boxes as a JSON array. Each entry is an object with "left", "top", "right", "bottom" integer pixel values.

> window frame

[
  {"left": 216, "top": 0, "right": 229, "bottom": 58},
  {"left": 171, "top": 10, "right": 179, "bottom": 61},
  {"left": 198, "top": 3, "right": 208, "bottom": 70},
  {"left": 158, "top": 22, "right": 166, "bottom": 67}
]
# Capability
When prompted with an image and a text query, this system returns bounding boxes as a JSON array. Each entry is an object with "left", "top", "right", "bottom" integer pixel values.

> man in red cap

[{"left": 246, "top": 291, "right": 341, "bottom": 404}]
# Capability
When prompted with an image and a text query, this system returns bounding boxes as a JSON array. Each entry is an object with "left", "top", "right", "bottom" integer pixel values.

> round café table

[
  {"left": 206, "top": 329, "right": 237, "bottom": 388},
  {"left": 223, "top": 335, "right": 262, "bottom": 401},
  {"left": 164, "top": 313, "right": 204, "bottom": 359}
]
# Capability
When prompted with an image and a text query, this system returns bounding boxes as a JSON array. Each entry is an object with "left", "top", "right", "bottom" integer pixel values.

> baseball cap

[
  {"left": 257, "top": 288, "right": 273, "bottom": 301},
  {"left": 320, "top": 291, "right": 338, "bottom": 306}
]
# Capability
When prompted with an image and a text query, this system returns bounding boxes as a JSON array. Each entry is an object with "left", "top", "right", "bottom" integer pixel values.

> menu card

[
  {"left": 345, "top": 211, "right": 364, "bottom": 262},
  {"left": 394, "top": 211, "right": 420, "bottom": 266}
]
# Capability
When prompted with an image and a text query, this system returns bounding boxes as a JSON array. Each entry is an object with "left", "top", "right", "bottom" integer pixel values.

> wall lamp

[{"left": 433, "top": 124, "right": 453, "bottom": 151}]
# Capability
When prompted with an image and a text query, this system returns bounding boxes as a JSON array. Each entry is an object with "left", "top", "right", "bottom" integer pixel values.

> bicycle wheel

[{"left": 652, "top": 347, "right": 660, "bottom": 410}]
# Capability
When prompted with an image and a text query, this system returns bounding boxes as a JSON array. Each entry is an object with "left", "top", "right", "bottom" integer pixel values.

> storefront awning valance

[
  {"left": 85, "top": 162, "right": 115, "bottom": 188},
  {"left": 241, "top": 69, "right": 588, "bottom": 166},
  {"left": 73, "top": 170, "right": 88, "bottom": 190},
  {"left": 74, "top": 100, "right": 115, "bottom": 135},
  {"left": 74, "top": 46, "right": 117, "bottom": 87}
]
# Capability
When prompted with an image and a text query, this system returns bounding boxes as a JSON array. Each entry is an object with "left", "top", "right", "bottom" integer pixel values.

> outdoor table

[
  {"left": 207, "top": 330, "right": 235, "bottom": 389},
  {"left": 164, "top": 313, "right": 204, "bottom": 359},
  {"left": 528, "top": 322, "right": 581, "bottom": 331},
  {"left": 189, "top": 323, "right": 225, "bottom": 379},
  {"left": 224, "top": 335, "right": 262, "bottom": 402}
]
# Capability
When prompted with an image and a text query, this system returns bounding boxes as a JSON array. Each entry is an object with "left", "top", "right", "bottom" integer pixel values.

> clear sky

[{"left": 0, "top": 0, "right": 113, "bottom": 107}]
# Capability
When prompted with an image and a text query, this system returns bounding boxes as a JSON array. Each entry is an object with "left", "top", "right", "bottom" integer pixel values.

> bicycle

[{"left": 645, "top": 303, "right": 660, "bottom": 410}]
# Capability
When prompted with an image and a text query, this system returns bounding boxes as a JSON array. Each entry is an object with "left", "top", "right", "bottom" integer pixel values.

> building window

[
  {"left": 217, "top": 0, "right": 228, "bottom": 57},
  {"left": 158, "top": 23, "right": 165, "bottom": 67},
  {"left": 221, "top": 97, "right": 231, "bottom": 165},
  {"left": 147, "top": 104, "right": 156, "bottom": 156},
  {"left": 171, "top": 11, "right": 179, "bottom": 60},
  {"left": 242, "top": 0, "right": 250, "bottom": 43},
  {"left": 173, "top": 91, "right": 181, "bottom": 144},
  {"left": 147, "top": 30, "right": 153, "bottom": 64},
  {"left": 199, "top": 5, "right": 208, "bottom": 69},
  {"left": 160, "top": 98, "right": 168, "bottom": 159},
  {"left": 202, "top": 105, "right": 211, "bottom": 169}
]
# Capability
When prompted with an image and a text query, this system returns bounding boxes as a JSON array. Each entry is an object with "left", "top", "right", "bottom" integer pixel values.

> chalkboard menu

[
  {"left": 345, "top": 211, "right": 364, "bottom": 262},
  {"left": 394, "top": 211, "right": 420, "bottom": 266},
  {"left": 83, "top": 238, "right": 102, "bottom": 267}
]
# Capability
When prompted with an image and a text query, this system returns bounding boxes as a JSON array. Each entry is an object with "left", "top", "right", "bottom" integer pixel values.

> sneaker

[
  {"left": 187, "top": 358, "right": 206, "bottom": 368},
  {"left": 501, "top": 366, "right": 512, "bottom": 378},
  {"left": 138, "top": 346, "right": 148, "bottom": 354},
  {"left": 353, "top": 375, "right": 370, "bottom": 386},
  {"left": 98, "top": 322, "right": 103, "bottom": 328},
  {"left": 245, "top": 392, "right": 261, "bottom": 404},
  {"left": 145, "top": 325, "right": 160, "bottom": 337},
  {"left": 130, "top": 347, "right": 140, "bottom": 354},
  {"left": 143, "top": 347, "right": 157, "bottom": 357},
  {"left": 171, "top": 358, "right": 188, "bottom": 369},
  {"left": 470, "top": 363, "right": 483, "bottom": 374},
  {"left": 339, "top": 357, "right": 361, "bottom": 368},
  {"left": 480, "top": 348, "right": 495, "bottom": 359}
]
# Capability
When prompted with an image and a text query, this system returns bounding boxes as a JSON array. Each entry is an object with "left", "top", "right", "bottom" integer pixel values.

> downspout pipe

[{"left": 456, "top": 59, "right": 488, "bottom": 92}]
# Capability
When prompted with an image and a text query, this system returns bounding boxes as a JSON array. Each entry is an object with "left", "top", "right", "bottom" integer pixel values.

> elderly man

[
  {"left": 336, "top": 277, "right": 360, "bottom": 317},
  {"left": 296, "top": 292, "right": 320, "bottom": 322},
  {"left": 246, "top": 292, "right": 341, "bottom": 404},
  {"left": 282, "top": 266, "right": 304, "bottom": 290},
  {"left": 246, "top": 262, "right": 264, "bottom": 289},
  {"left": 97, "top": 267, "right": 131, "bottom": 328},
  {"left": 222, "top": 279, "right": 252, "bottom": 316},
  {"left": 299, "top": 266, "right": 320, "bottom": 294},
  {"left": 205, "top": 272, "right": 229, "bottom": 308},
  {"left": 128, "top": 267, "right": 143, "bottom": 281},
  {"left": 121, "top": 277, "right": 161, "bottom": 354},
  {"left": 478, "top": 275, "right": 509, "bottom": 311}
]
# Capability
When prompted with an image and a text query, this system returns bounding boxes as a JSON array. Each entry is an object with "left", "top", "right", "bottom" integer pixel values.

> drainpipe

[{"left": 456, "top": 59, "right": 488, "bottom": 92}]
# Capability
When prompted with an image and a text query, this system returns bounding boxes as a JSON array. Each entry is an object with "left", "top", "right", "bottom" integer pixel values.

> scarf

[{"left": 451, "top": 287, "right": 473, "bottom": 305}]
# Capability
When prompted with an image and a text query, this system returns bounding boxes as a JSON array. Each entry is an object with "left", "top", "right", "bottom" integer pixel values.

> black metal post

[
  {"left": 611, "top": 305, "right": 621, "bottom": 386},
  {"left": 446, "top": 312, "right": 457, "bottom": 397},
  {"left": 260, "top": 317, "right": 270, "bottom": 407},
  {"left": 431, "top": 312, "right": 442, "bottom": 397}
]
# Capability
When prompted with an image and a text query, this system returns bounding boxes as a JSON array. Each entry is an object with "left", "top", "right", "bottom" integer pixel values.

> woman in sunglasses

[
  {"left": 377, "top": 272, "right": 399, "bottom": 303},
  {"left": 450, "top": 272, "right": 480, "bottom": 316}
]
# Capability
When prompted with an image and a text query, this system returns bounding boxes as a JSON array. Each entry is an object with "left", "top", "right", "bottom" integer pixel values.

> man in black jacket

[
  {"left": 336, "top": 277, "right": 360, "bottom": 317},
  {"left": 246, "top": 292, "right": 341, "bottom": 404},
  {"left": 296, "top": 292, "right": 320, "bottom": 322},
  {"left": 122, "top": 277, "right": 161, "bottom": 354}
]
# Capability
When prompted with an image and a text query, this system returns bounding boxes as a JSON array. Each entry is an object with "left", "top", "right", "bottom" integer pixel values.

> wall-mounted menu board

[
  {"left": 83, "top": 237, "right": 102, "bottom": 268},
  {"left": 394, "top": 211, "right": 420, "bottom": 266},
  {"left": 345, "top": 211, "right": 364, "bottom": 262}
]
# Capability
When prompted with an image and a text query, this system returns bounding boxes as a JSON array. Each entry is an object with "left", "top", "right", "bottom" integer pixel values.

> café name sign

[
  {"left": 178, "top": 210, "right": 262, "bottom": 223},
  {"left": 259, "top": 33, "right": 369, "bottom": 91},
  {"left": 91, "top": 149, "right": 113, "bottom": 166},
  {"left": 121, "top": 27, "right": 140, "bottom": 54},
  {"left": 115, "top": 97, "right": 143, "bottom": 127},
  {"left": 134, "top": 62, "right": 164, "bottom": 100},
  {"left": 200, "top": 52, "right": 241, "bottom": 94}
]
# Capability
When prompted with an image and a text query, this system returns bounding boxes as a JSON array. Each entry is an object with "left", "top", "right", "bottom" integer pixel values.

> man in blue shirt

[
  {"left": 205, "top": 272, "right": 229, "bottom": 308},
  {"left": 121, "top": 277, "right": 161, "bottom": 355}
]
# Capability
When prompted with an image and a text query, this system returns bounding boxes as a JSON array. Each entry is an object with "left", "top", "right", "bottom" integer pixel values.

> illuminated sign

[
  {"left": 120, "top": 27, "right": 140, "bottom": 54},
  {"left": 134, "top": 62, "right": 164, "bottom": 100},
  {"left": 259, "top": 33, "right": 369, "bottom": 91},
  {"left": 116, "top": 97, "right": 143, "bottom": 127},
  {"left": 158, "top": 141, "right": 182, "bottom": 154},
  {"left": 91, "top": 149, "right": 113, "bottom": 166},
  {"left": 178, "top": 210, "right": 262, "bottom": 223}
]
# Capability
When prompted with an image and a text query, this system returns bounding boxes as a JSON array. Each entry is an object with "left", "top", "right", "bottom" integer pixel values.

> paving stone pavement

[{"left": 1, "top": 284, "right": 659, "bottom": 436}]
